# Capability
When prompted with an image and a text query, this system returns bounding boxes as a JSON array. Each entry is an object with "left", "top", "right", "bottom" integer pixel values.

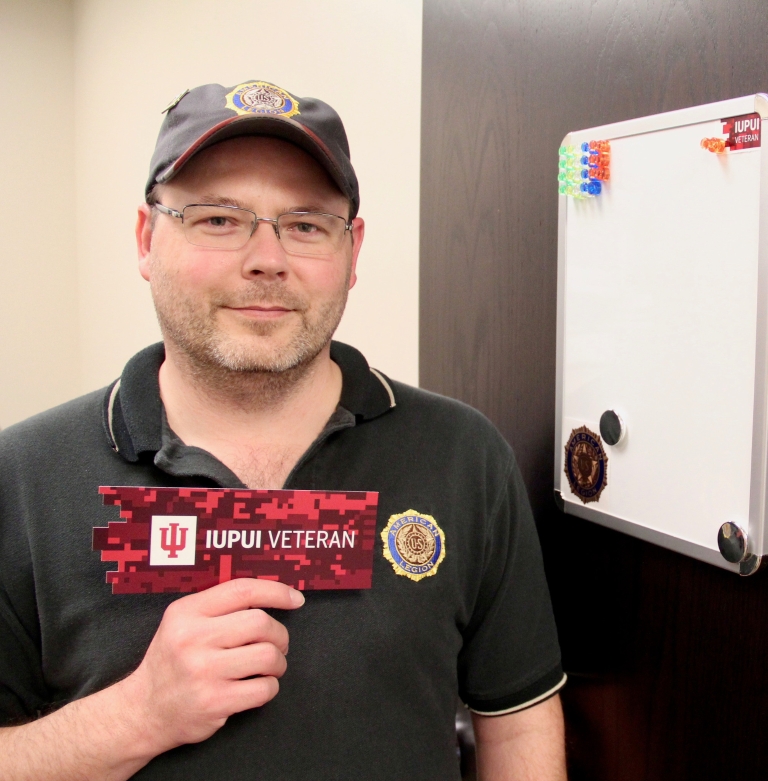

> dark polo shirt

[{"left": 0, "top": 341, "right": 563, "bottom": 781}]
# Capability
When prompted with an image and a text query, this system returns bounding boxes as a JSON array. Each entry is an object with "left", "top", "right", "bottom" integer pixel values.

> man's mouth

[
  {"left": 235, "top": 305, "right": 291, "bottom": 311},
  {"left": 224, "top": 304, "right": 297, "bottom": 321}
]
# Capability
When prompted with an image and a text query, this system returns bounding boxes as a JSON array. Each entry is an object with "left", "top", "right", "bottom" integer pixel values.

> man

[{"left": 0, "top": 80, "right": 566, "bottom": 780}]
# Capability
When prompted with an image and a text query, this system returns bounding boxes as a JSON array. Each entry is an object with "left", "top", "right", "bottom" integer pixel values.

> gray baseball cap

[{"left": 146, "top": 80, "right": 360, "bottom": 217}]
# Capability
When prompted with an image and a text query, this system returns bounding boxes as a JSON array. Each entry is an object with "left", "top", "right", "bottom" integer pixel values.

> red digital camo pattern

[{"left": 93, "top": 487, "right": 379, "bottom": 594}]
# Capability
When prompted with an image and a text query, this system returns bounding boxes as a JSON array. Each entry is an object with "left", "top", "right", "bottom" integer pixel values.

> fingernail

[{"left": 290, "top": 589, "right": 305, "bottom": 607}]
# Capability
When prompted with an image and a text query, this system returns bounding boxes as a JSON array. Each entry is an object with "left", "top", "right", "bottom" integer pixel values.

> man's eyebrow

[
  {"left": 194, "top": 196, "right": 347, "bottom": 217},
  {"left": 289, "top": 204, "right": 344, "bottom": 215},
  {"left": 197, "top": 194, "right": 246, "bottom": 208}
]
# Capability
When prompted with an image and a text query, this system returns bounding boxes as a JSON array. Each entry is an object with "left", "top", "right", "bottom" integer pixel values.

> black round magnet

[{"left": 599, "top": 410, "right": 625, "bottom": 446}]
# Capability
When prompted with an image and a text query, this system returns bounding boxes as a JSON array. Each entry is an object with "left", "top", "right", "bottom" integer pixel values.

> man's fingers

[
  {"left": 177, "top": 578, "right": 305, "bottom": 618},
  {"left": 209, "top": 609, "right": 290, "bottom": 653},
  {"left": 226, "top": 676, "right": 281, "bottom": 713},
  {"left": 218, "top": 642, "right": 288, "bottom": 681}
]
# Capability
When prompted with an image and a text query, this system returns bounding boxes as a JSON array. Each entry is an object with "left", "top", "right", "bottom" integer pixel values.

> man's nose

[{"left": 240, "top": 218, "right": 289, "bottom": 278}]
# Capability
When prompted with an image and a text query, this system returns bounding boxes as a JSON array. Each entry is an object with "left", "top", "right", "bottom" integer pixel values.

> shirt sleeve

[
  {"left": 0, "top": 435, "right": 50, "bottom": 724},
  {"left": 457, "top": 453, "right": 565, "bottom": 715},
  {"left": 0, "top": 588, "right": 48, "bottom": 722}
]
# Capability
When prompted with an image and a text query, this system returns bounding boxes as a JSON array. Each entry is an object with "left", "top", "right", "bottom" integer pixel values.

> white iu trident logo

[{"left": 150, "top": 516, "right": 198, "bottom": 566}]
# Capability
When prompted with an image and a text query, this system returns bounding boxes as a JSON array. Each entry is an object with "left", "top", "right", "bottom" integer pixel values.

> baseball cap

[{"left": 146, "top": 80, "right": 360, "bottom": 217}]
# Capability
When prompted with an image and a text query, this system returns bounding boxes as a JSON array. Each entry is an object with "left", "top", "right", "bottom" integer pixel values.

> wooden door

[{"left": 420, "top": 2, "right": 768, "bottom": 778}]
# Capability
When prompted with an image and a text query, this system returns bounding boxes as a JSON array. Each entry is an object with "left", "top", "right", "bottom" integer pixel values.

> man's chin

[
  {"left": 223, "top": 311, "right": 292, "bottom": 336},
  {"left": 161, "top": 298, "right": 345, "bottom": 378},
  {"left": 205, "top": 333, "right": 325, "bottom": 374}
]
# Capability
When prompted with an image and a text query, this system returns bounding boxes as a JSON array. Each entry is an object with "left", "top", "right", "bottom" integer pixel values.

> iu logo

[{"left": 149, "top": 516, "right": 198, "bottom": 566}]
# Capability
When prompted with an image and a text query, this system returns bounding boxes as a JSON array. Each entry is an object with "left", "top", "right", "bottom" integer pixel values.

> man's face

[{"left": 136, "top": 136, "right": 364, "bottom": 375}]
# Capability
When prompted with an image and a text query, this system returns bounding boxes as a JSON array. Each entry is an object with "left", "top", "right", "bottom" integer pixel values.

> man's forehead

[{"left": 156, "top": 136, "right": 350, "bottom": 215}]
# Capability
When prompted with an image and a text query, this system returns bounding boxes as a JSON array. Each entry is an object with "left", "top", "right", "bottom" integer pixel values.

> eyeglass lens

[{"left": 181, "top": 205, "right": 347, "bottom": 255}]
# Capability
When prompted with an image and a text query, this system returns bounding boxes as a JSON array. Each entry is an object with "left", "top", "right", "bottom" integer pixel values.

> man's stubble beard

[{"left": 149, "top": 254, "right": 351, "bottom": 392}]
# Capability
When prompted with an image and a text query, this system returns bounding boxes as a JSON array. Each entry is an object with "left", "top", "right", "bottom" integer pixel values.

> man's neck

[{"left": 157, "top": 343, "right": 343, "bottom": 488}]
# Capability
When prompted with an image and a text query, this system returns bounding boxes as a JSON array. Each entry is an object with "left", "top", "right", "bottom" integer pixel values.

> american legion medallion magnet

[
  {"left": 564, "top": 426, "right": 608, "bottom": 504},
  {"left": 382, "top": 511, "right": 445, "bottom": 582}
]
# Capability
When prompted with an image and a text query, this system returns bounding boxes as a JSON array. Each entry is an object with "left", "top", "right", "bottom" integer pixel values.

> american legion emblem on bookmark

[{"left": 93, "top": 487, "right": 378, "bottom": 593}]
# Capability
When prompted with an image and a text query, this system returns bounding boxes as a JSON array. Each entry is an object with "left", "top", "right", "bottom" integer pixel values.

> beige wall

[
  {"left": 1, "top": 0, "right": 422, "bottom": 428},
  {"left": 0, "top": 0, "right": 79, "bottom": 429}
]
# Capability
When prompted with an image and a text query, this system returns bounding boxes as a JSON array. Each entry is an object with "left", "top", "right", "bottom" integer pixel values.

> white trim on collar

[
  {"left": 107, "top": 379, "right": 122, "bottom": 452},
  {"left": 369, "top": 368, "right": 396, "bottom": 409}
]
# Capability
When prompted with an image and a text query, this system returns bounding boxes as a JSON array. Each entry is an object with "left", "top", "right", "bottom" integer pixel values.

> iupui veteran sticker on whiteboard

[
  {"left": 564, "top": 426, "right": 608, "bottom": 504},
  {"left": 93, "top": 487, "right": 378, "bottom": 593},
  {"left": 722, "top": 112, "right": 762, "bottom": 150}
]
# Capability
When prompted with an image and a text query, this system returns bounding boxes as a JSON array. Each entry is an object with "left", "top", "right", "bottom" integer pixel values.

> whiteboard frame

[{"left": 555, "top": 94, "right": 768, "bottom": 573}]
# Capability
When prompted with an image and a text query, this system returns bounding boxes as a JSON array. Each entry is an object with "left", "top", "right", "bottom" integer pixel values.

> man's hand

[
  {"left": 126, "top": 577, "right": 304, "bottom": 750},
  {"left": 472, "top": 694, "right": 567, "bottom": 781},
  {"left": 0, "top": 578, "right": 304, "bottom": 781}
]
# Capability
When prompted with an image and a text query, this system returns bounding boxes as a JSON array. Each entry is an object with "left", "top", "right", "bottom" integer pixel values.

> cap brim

[{"left": 155, "top": 114, "right": 353, "bottom": 205}]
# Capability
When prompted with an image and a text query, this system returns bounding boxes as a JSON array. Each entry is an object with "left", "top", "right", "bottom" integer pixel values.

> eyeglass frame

[{"left": 152, "top": 202, "right": 354, "bottom": 254}]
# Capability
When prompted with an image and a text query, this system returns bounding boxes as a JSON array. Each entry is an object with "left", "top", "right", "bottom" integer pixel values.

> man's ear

[
  {"left": 348, "top": 217, "right": 365, "bottom": 290},
  {"left": 136, "top": 203, "right": 154, "bottom": 281}
]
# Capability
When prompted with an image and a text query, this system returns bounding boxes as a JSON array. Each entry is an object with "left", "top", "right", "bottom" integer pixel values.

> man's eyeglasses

[{"left": 153, "top": 203, "right": 353, "bottom": 256}]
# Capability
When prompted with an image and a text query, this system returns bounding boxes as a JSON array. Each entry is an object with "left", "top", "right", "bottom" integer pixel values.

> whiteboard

[{"left": 555, "top": 95, "right": 768, "bottom": 574}]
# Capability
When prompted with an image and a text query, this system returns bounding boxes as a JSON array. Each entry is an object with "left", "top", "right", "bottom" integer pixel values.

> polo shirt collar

[{"left": 103, "top": 340, "right": 396, "bottom": 462}]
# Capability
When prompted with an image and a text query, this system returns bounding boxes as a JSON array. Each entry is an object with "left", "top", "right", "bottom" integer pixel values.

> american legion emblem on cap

[
  {"left": 382, "top": 511, "right": 445, "bottom": 581},
  {"left": 225, "top": 81, "right": 300, "bottom": 118},
  {"left": 564, "top": 425, "right": 608, "bottom": 504}
]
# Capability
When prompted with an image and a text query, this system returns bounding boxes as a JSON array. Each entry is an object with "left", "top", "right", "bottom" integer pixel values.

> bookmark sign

[{"left": 93, "top": 487, "right": 379, "bottom": 594}]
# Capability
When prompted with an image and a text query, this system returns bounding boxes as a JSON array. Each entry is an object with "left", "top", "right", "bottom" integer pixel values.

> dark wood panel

[
  {"left": 420, "top": 1, "right": 768, "bottom": 778},
  {"left": 548, "top": 517, "right": 768, "bottom": 780}
]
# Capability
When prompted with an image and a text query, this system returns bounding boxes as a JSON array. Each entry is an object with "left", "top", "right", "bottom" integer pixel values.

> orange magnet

[{"left": 701, "top": 137, "right": 726, "bottom": 153}]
